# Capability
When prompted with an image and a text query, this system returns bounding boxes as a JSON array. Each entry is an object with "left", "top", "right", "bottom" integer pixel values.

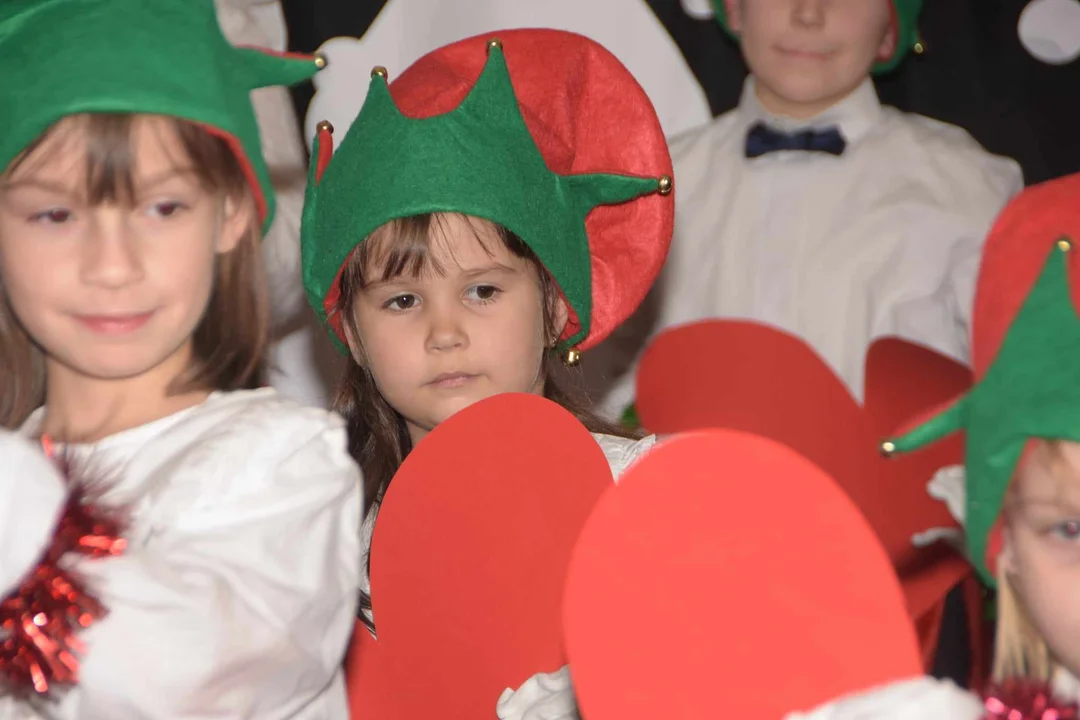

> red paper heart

[
  {"left": 345, "top": 393, "right": 613, "bottom": 718},
  {"left": 566, "top": 430, "right": 922, "bottom": 719},
  {"left": 635, "top": 321, "right": 974, "bottom": 665}
]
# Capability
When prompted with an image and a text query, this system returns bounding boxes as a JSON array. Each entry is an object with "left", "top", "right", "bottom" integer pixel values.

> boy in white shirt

[{"left": 589, "top": 0, "right": 1023, "bottom": 419}]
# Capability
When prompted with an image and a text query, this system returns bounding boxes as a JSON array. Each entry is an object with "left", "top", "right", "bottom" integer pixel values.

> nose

[
  {"left": 425, "top": 301, "right": 468, "bottom": 353},
  {"left": 80, "top": 209, "right": 145, "bottom": 288},
  {"left": 791, "top": 0, "right": 826, "bottom": 28}
]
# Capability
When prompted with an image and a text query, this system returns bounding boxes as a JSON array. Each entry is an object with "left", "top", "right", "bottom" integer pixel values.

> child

[
  {"left": 300, "top": 29, "right": 673, "bottom": 627},
  {"left": 0, "top": 1, "right": 361, "bottom": 717},
  {"left": 590, "top": 0, "right": 1024, "bottom": 419},
  {"left": 885, "top": 173, "right": 1080, "bottom": 702}
]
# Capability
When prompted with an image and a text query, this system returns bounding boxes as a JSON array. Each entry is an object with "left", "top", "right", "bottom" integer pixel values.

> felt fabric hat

[
  {"left": 301, "top": 29, "right": 674, "bottom": 353},
  {"left": 710, "top": 0, "right": 924, "bottom": 74},
  {"left": 0, "top": 0, "right": 323, "bottom": 232},
  {"left": 883, "top": 173, "right": 1080, "bottom": 585}
]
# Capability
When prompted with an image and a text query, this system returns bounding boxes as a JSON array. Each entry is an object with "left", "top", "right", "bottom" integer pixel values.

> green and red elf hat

[
  {"left": 883, "top": 173, "right": 1080, "bottom": 585},
  {"left": 0, "top": 0, "right": 323, "bottom": 234},
  {"left": 300, "top": 29, "right": 674, "bottom": 354},
  {"left": 710, "top": 0, "right": 924, "bottom": 74}
]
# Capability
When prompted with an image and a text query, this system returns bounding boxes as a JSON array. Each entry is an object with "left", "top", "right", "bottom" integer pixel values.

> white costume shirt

[
  {"left": 591, "top": 77, "right": 1023, "bottom": 416},
  {"left": 358, "top": 433, "right": 656, "bottom": 626},
  {"left": 0, "top": 389, "right": 362, "bottom": 720}
]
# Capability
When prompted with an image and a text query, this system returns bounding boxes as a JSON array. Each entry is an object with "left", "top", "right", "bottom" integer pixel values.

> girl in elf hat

[
  {"left": 884, "top": 172, "right": 1080, "bottom": 707},
  {"left": 0, "top": 0, "right": 361, "bottom": 717},
  {"left": 300, "top": 29, "right": 673, "bottom": 631}
]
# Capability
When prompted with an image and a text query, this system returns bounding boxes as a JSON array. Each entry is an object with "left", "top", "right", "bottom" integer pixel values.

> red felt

[
  {"left": 565, "top": 431, "right": 922, "bottom": 719},
  {"left": 345, "top": 393, "right": 612, "bottom": 718},
  {"left": 635, "top": 321, "right": 973, "bottom": 665},
  {"left": 973, "top": 173, "right": 1080, "bottom": 381},
  {"left": 383, "top": 29, "right": 674, "bottom": 350}
]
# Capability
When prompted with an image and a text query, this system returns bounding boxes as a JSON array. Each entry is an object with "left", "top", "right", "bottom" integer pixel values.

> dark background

[{"left": 281, "top": 0, "right": 1080, "bottom": 186}]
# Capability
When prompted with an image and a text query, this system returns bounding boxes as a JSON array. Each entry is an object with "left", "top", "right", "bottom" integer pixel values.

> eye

[
  {"left": 383, "top": 294, "right": 419, "bottom": 312},
  {"left": 30, "top": 208, "right": 73, "bottom": 224},
  {"left": 466, "top": 284, "right": 501, "bottom": 303},
  {"left": 148, "top": 201, "right": 186, "bottom": 218},
  {"left": 1052, "top": 520, "right": 1080, "bottom": 541}
]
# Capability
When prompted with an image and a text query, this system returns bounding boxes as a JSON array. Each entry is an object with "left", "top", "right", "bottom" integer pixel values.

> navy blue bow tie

[{"left": 744, "top": 121, "right": 846, "bottom": 158}]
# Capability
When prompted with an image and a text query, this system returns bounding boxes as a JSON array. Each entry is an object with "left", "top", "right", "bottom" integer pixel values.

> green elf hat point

[
  {"left": 0, "top": 0, "right": 324, "bottom": 233},
  {"left": 882, "top": 173, "right": 1080, "bottom": 586},
  {"left": 301, "top": 29, "right": 674, "bottom": 354},
  {"left": 710, "top": 0, "right": 924, "bottom": 75}
]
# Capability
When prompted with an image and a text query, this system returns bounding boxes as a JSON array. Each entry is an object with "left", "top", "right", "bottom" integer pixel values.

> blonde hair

[
  {"left": 991, "top": 439, "right": 1068, "bottom": 683},
  {"left": 0, "top": 113, "right": 268, "bottom": 429}
]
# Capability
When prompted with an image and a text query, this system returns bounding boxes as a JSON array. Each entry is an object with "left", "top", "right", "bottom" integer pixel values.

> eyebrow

[
  {"left": 1, "top": 167, "right": 199, "bottom": 194},
  {"left": 363, "top": 262, "right": 520, "bottom": 291}
]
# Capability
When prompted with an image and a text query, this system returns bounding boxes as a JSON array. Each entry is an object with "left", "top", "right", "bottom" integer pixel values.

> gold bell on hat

[{"left": 563, "top": 348, "right": 582, "bottom": 367}]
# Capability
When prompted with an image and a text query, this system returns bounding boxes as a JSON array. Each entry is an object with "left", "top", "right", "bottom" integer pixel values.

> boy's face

[{"left": 726, "top": 0, "right": 896, "bottom": 119}]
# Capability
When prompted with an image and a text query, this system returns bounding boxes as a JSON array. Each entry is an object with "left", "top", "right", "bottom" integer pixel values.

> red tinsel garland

[
  {"left": 0, "top": 484, "right": 126, "bottom": 698},
  {"left": 985, "top": 679, "right": 1079, "bottom": 720}
]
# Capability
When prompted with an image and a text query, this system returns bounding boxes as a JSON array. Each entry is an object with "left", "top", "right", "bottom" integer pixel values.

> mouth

[
  {"left": 776, "top": 46, "right": 835, "bottom": 61},
  {"left": 73, "top": 311, "right": 156, "bottom": 335},
  {"left": 427, "top": 372, "right": 479, "bottom": 389}
]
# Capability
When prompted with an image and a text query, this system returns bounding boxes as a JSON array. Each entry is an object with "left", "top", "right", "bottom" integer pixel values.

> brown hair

[
  {"left": 331, "top": 213, "right": 635, "bottom": 628},
  {"left": 0, "top": 113, "right": 268, "bottom": 429}
]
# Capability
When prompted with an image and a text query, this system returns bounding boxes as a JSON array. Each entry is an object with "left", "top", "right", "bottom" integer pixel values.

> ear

[
  {"left": 551, "top": 295, "right": 570, "bottom": 346},
  {"left": 216, "top": 193, "right": 258, "bottom": 254},
  {"left": 999, "top": 524, "right": 1018, "bottom": 577},
  {"left": 877, "top": 16, "right": 898, "bottom": 61},
  {"left": 725, "top": 0, "right": 744, "bottom": 33}
]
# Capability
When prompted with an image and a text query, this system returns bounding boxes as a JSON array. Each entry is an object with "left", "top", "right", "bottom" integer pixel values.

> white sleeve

[
  {"left": 784, "top": 677, "right": 984, "bottom": 720},
  {"left": 215, "top": 0, "right": 311, "bottom": 329},
  {"left": 0, "top": 431, "right": 66, "bottom": 595},
  {"left": 72, "top": 424, "right": 362, "bottom": 719}
]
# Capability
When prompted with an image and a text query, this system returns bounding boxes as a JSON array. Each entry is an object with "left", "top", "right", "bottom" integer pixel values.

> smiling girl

[{"left": 0, "top": 1, "right": 360, "bottom": 717}]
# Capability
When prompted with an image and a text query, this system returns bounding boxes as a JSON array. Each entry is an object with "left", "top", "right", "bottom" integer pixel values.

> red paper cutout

[
  {"left": 565, "top": 430, "right": 922, "bottom": 719},
  {"left": 634, "top": 321, "right": 975, "bottom": 670},
  {"left": 346, "top": 393, "right": 613, "bottom": 718}
]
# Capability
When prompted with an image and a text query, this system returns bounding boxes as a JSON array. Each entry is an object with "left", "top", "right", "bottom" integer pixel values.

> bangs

[
  {"left": 5, "top": 113, "right": 248, "bottom": 206},
  {"left": 347, "top": 213, "right": 535, "bottom": 288}
]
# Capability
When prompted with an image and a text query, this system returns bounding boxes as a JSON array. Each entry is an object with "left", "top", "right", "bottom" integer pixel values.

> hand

[{"left": 496, "top": 666, "right": 580, "bottom": 720}]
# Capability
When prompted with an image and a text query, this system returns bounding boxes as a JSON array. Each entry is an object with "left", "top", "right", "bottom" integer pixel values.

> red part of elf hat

[
  {"left": 564, "top": 431, "right": 922, "bottom": 718},
  {"left": 302, "top": 29, "right": 674, "bottom": 352}
]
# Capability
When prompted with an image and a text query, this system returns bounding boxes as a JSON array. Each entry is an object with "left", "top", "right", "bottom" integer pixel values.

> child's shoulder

[
  {"left": 591, "top": 433, "right": 658, "bottom": 481},
  {"left": 147, "top": 389, "right": 356, "bottom": 491},
  {"left": 877, "top": 107, "right": 1022, "bottom": 186}
]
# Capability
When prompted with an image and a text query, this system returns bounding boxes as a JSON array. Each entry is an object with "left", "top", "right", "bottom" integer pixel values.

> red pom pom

[
  {"left": 984, "top": 679, "right": 1079, "bottom": 719},
  {"left": 0, "top": 478, "right": 126, "bottom": 699}
]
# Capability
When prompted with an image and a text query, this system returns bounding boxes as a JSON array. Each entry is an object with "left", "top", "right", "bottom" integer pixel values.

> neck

[
  {"left": 40, "top": 342, "right": 209, "bottom": 443},
  {"left": 753, "top": 80, "right": 860, "bottom": 121}
]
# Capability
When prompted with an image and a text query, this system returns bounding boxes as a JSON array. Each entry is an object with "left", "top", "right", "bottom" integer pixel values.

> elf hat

[
  {"left": 710, "top": 0, "right": 924, "bottom": 75},
  {"left": 0, "top": 0, "right": 323, "bottom": 233},
  {"left": 883, "top": 173, "right": 1080, "bottom": 585},
  {"left": 301, "top": 29, "right": 674, "bottom": 353}
]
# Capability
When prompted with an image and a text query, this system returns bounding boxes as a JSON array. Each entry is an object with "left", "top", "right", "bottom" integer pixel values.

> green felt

[
  {"left": 0, "top": 0, "right": 320, "bottom": 233},
  {"left": 301, "top": 44, "right": 660, "bottom": 351},
  {"left": 710, "top": 0, "right": 923, "bottom": 75},
  {"left": 889, "top": 241, "right": 1080, "bottom": 585}
]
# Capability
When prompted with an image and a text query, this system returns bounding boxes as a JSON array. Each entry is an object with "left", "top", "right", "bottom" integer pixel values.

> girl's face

[
  {"left": 1004, "top": 439, "right": 1080, "bottom": 677},
  {"left": 0, "top": 115, "right": 251, "bottom": 391},
  {"left": 348, "top": 214, "right": 568, "bottom": 445}
]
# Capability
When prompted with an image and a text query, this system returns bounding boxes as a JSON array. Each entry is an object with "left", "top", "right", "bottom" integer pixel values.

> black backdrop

[{"left": 281, "top": 0, "right": 1080, "bottom": 186}]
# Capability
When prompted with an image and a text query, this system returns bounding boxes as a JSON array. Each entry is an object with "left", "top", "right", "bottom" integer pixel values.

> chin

[{"left": 55, "top": 348, "right": 180, "bottom": 383}]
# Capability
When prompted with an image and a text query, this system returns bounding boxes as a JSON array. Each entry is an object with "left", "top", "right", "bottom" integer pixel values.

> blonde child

[
  {"left": 886, "top": 172, "right": 1080, "bottom": 705},
  {"left": 0, "top": 0, "right": 361, "bottom": 716}
]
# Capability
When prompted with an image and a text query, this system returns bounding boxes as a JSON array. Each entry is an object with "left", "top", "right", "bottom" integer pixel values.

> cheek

[{"left": 0, "top": 235, "right": 72, "bottom": 319}]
